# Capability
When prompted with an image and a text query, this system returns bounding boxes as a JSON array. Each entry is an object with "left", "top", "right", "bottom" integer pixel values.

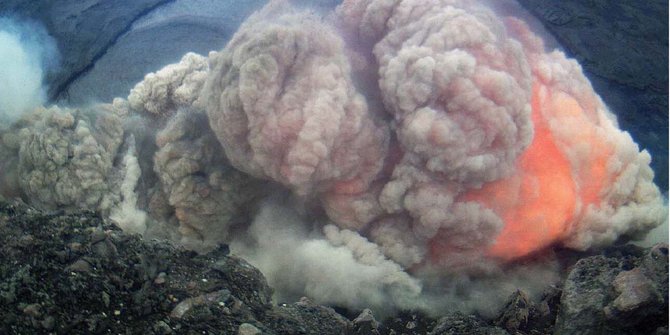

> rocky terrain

[
  {"left": 0, "top": 1, "right": 667, "bottom": 334},
  {"left": 0, "top": 201, "right": 667, "bottom": 334}
]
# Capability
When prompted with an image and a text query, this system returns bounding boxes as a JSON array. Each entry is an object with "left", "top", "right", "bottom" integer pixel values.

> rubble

[
  {"left": 0, "top": 201, "right": 667, "bottom": 334},
  {"left": 429, "top": 313, "right": 509, "bottom": 335}
]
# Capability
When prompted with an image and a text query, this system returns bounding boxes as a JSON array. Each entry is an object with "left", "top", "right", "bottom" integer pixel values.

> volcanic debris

[{"left": 0, "top": 201, "right": 667, "bottom": 334}]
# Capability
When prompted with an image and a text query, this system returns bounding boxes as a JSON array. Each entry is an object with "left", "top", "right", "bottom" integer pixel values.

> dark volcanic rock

[
  {"left": 0, "top": 201, "right": 354, "bottom": 334},
  {"left": 264, "top": 297, "right": 352, "bottom": 335},
  {"left": 0, "top": 195, "right": 667, "bottom": 334},
  {"left": 554, "top": 244, "right": 669, "bottom": 335},
  {"left": 495, "top": 290, "right": 533, "bottom": 333},
  {"left": 0, "top": 201, "right": 266, "bottom": 333},
  {"left": 352, "top": 309, "right": 380, "bottom": 335},
  {"left": 380, "top": 310, "right": 439, "bottom": 335},
  {"left": 429, "top": 313, "right": 508, "bottom": 335},
  {"left": 494, "top": 287, "right": 561, "bottom": 335}
]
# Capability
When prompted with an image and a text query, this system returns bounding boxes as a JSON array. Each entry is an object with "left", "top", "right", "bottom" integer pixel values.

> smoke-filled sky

[{"left": 0, "top": 0, "right": 667, "bottom": 316}]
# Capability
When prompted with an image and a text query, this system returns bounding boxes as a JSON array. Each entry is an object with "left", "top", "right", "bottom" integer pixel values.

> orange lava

[{"left": 450, "top": 82, "right": 614, "bottom": 261}]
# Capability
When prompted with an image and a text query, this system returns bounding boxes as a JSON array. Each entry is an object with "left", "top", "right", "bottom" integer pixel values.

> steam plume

[{"left": 0, "top": 17, "right": 58, "bottom": 123}]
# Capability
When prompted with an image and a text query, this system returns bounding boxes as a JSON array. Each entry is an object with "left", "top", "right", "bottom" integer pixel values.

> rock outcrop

[{"left": 555, "top": 244, "right": 669, "bottom": 335}]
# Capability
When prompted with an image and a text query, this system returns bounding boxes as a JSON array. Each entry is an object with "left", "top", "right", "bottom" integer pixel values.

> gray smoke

[{"left": 231, "top": 195, "right": 562, "bottom": 317}]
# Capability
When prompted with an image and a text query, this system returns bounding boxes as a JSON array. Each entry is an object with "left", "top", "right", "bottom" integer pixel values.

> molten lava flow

[{"left": 459, "top": 83, "right": 615, "bottom": 261}]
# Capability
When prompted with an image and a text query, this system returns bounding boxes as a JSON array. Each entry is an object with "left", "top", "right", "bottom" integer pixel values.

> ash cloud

[
  {"left": 0, "top": 0, "right": 666, "bottom": 317},
  {"left": 230, "top": 196, "right": 424, "bottom": 314},
  {"left": 0, "top": 17, "right": 58, "bottom": 124},
  {"left": 231, "top": 195, "right": 562, "bottom": 317}
]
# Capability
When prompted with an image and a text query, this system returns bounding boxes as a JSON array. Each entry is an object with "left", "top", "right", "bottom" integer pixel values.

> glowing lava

[{"left": 461, "top": 81, "right": 618, "bottom": 260}]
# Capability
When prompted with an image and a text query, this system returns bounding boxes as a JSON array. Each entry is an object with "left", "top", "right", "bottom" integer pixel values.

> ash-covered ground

[{"left": 0, "top": 201, "right": 667, "bottom": 334}]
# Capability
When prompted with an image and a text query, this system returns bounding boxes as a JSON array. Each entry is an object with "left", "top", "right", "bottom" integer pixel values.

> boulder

[{"left": 555, "top": 244, "right": 668, "bottom": 335}]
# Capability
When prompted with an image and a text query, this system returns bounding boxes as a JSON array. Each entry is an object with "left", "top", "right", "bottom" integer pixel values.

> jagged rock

[
  {"left": 429, "top": 313, "right": 508, "bottom": 335},
  {"left": 352, "top": 309, "right": 380, "bottom": 335},
  {"left": 604, "top": 244, "right": 668, "bottom": 326},
  {"left": 495, "top": 290, "right": 535, "bottom": 332},
  {"left": 379, "top": 311, "right": 438, "bottom": 335},
  {"left": 495, "top": 290, "right": 531, "bottom": 332},
  {"left": 555, "top": 244, "right": 669, "bottom": 335},
  {"left": 238, "top": 323, "right": 262, "bottom": 335},
  {"left": 495, "top": 287, "right": 561, "bottom": 334},
  {"left": 531, "top": 286, "right": 562, "bottom": 333},
  {"left": 0, "top": 201, "right": 345, "bottom": 334},
  {"left": 605, "top": 267, "right": 662, "bottom": 319}
]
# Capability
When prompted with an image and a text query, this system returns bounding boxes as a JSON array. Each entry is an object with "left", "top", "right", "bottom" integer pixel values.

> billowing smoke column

[
  {"left": 0, "top": 104, "right": 125, "bottom": 210},
  {"left": 200, "top": 0, "right": 664, "bottom": 268},
  {"left": 200, "top": 3, "right": 389, "bottom": 199},
  {"left": 0, "top": 0, "right": 666, "bottom": 314}
]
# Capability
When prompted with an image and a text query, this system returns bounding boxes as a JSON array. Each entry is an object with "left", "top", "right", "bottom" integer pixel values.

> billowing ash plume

[
  {"left": 0, "top": 104, "right": 125, "bottom": 210},
  {"left": 200, "top": 3, "right": 389, "bottom": 199},
  {"left": 0, "top": 17, "right": 58, "bottom": 124},
  {"left": 151, "top": 108, "right": 267, "bottom": 250},
  {"left": 200, "top": 0, "right": 664, "bottom": 264},
  {"left": 0, "top": 0, "right": 665, "bottom": 315}
]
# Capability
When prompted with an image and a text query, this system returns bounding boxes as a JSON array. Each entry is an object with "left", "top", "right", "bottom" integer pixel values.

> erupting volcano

[
  {"left": 200, "top": 0, "right": 663, "bottom": 268},
  {"left": 0, "top": 0, "right": 665, "bottom": 314}
]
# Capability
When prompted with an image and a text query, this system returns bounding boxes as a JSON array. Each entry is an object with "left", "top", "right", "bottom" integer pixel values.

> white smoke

[
  {"left": 231, "top": 197, "right": 423, "bottom": 313},
  {"left": 637, "top": 215, "right": 669, "bottom": 246},
  {"left": 0, "top": 17, "right": 58, "bottom": 124},
  {"left": 109, "top": 136, "right": 148, "bottom": 235},
  {"left": 634, "top": 194, "right": 669, "bottom": 247}
]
